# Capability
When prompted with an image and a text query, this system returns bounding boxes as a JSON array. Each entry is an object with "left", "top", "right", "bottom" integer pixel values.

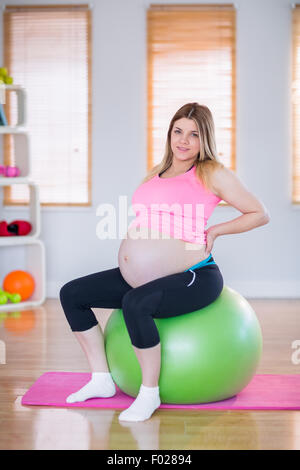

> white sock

[
  {"left": 66, "top": 372, "right": 116, "bottom": 403},
  {"left": 118, "top": 384, "right": 161, "bottom": 422}
]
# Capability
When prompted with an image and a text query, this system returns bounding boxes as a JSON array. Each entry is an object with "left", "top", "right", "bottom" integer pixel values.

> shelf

[
  {"left": 0, "top": 84, "right": 46, "bottom": 311},
  {"left": 1, "top": 84, "right": 24, "bottom": 91},
  {"left": 0, "top": 181, "right": 40, "bottom": 238},
  {"left": 0, "top": 132, "right": 31, "bottom": 178},
  {"left": 0, "top": 239, "right": 46, "bottom": 313},
  {"left": 0, "top": 299, "right": 45, "bottom": 311},
  {"left": 0, "top": 177, "right": 34, "bottom": 185},
  {"left": 0, "top": 85, "right": 26, "bottom": 127},
  {"left": 0, "top": 126, "right": 27, "bottom": 134},
  {"left": 0, "top": 236, "right": 41, "bottom": 247}
]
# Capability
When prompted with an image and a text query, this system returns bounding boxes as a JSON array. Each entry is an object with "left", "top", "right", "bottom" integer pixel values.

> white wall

[{"left": 0, "top": 0, "right": 299, "bottom": 298}]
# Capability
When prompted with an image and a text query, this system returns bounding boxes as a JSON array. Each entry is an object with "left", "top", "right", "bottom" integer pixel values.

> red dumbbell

[{"left": 0, "top": 220, "right": 32, "bottom": 236}]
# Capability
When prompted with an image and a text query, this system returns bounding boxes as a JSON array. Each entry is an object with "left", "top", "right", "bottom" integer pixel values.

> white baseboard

[
  {"left": 227, "top": 280, "right": 300, "bottom": 298},
  {"left": 47, "top": 281, "right": 63, "bottom": 299},
  {"left": 46, "top": 280, "right": 300, "bottom": 299}
]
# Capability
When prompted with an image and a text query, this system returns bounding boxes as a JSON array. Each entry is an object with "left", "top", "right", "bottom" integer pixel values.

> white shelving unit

[{"left": 0, "top": 85, "right": 46, "bottom": 312}]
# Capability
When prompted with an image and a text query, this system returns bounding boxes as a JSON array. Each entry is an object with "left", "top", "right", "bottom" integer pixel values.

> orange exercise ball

[{"left": 3, "top": 270, "right": 35, "bottom": 301}]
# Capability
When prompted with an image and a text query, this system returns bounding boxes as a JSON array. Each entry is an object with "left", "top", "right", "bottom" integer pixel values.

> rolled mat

[{"left": 20, "top": 372, "right": 300, "bottom": 410}]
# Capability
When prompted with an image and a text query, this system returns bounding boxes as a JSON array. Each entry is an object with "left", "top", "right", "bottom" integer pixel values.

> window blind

[
  {"left": 292, "top": 5, "right": 300, "bottom": 204},
  {"left": 3, "top": 4, "right": 91, "bottom": 206},
  {"left": 147, "top": 3, "right": 236, "bottom": 171}
]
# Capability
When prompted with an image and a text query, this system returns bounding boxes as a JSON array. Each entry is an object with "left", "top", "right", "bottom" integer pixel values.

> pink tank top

[{"left": 128, "top": 164, "right": 222, "bottom": 244}]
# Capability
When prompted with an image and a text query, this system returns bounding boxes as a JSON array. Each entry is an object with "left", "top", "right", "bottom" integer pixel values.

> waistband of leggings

[{"left": 184, "top": 253, "right": 216, "bottom": 272}]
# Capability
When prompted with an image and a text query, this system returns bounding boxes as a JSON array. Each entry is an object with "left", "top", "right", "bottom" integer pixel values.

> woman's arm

[{"left": 209, "top": 166, "right": 270, "bottom": 237}]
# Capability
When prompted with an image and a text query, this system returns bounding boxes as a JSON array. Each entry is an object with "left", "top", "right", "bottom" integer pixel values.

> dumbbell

[
  {"left": 0, "top": 291, "right": 7, "bottom": 305},
  {"left": 0, "top": 165, "right": 20, "bottom": 177},
  {"left": 0, "top": 220, "right": 32, "bottom": 236},
  {"left": 0, "top": 288, "right": 21, "bottom": 304}
]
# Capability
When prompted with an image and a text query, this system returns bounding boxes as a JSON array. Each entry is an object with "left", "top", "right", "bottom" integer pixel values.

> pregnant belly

[{"left": 118, "top": 226, "right": 207, "bottom": 288}]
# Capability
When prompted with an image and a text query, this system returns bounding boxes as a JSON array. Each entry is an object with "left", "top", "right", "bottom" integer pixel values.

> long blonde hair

[{"left": 141, "top": 102, "right": 224, "bottom": 193}]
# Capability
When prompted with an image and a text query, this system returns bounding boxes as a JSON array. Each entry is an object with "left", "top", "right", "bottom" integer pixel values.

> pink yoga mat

[{"left": 20, "top": 372, "right": 300, "bottom": 410}]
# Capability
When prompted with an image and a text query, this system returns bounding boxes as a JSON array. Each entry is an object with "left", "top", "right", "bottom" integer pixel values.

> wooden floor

[{"left": 0, "top": 298, "right": 300, "bottom": 450}]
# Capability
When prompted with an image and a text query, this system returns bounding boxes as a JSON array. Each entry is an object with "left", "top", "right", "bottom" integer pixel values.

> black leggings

[{"left": 59, "top": 255, "right": 224, "bottom": 349}]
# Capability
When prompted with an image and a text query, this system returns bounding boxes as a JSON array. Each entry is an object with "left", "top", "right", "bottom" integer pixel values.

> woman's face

[{"left": 170, "top": 117, "right": 200, "bottom": 164}]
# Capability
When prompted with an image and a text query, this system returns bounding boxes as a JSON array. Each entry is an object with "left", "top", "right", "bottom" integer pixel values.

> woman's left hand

[{"left": 204, "top": 226, "right": 219, "bottom": 257}]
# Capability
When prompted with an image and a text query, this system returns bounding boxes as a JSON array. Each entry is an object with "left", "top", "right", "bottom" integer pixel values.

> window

[
  {"left": 292, "top": 5, "right": 300, "bottom": 204},
  {"left": 3, "top": 4, "right": 91, "bottom": 206},
  {"left": 147, "top": 3, "right": 236, "bottom": 171}
]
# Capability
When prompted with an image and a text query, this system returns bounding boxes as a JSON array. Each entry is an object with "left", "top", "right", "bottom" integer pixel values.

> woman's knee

[
  {"left": 121, "top": 290, "right": 140, "bottom": 317},
  {"left": 59, "top": 279, "right": 80, "bottom": 307},
  {"left": 121, "top": 289, "right": 162, "bottom": 348}
]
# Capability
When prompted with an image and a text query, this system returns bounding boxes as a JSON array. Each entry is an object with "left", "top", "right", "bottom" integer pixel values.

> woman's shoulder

[
  {"left": 209, "top": 165, "right": 233, "bottom": 199},
  {"left": 209, "top": 166, "right": 269, "bottom": 217}
]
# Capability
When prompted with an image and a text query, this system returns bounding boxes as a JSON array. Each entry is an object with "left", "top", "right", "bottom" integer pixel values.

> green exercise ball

[{"left": 104, "top": 286, "right": 263, "bottom": 404}]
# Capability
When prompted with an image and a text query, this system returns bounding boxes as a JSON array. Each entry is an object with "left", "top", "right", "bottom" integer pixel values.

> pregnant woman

[{"left": 60, "top": 102, "right": 270, "bottom": 422}]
